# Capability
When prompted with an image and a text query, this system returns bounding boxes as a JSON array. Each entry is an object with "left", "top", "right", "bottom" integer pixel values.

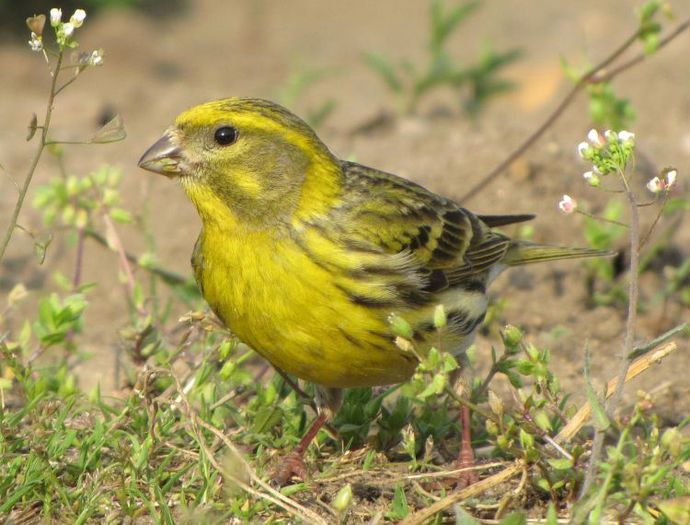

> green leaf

[
  {"left": 386, "top": 484, "right": 409, "bottom": 520},
  {"left": 364, "top": 52, "right": 403, "bottom": 93},
  {"left": 547, "top": 457, "right": 574, "bottom": 470}
]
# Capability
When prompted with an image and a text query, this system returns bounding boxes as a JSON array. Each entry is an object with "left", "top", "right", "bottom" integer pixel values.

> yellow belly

[{"left": 196, "top": 226, "right": 418, "bottom": 388}]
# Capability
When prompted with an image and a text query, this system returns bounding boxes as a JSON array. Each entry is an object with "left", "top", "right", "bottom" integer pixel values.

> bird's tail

[{"left": 503, "top": 241, "right": 613, "bottom": 266}]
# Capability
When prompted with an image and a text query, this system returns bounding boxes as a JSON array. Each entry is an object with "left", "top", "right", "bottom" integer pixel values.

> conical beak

[{"left": 138, "top": 133, "right": 185, "bottom": 177}]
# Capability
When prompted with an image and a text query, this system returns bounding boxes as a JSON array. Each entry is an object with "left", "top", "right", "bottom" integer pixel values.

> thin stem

[
  {"left": 0, "top": 52, "right": 63, "bottom": 262},
  {"left": 639, "top": 191, "right": 669, "bottom": 249},
  {"left": 575, "top": 209, "right": 629, "bottom": 228},
  {"left": 54, "top": 68, "right": 84, "bottom": 96},
  {"left": 610, "top": 173, "right": 639, "bottom": 414},
  {"left": 102, "top": 211, "right": 144, "bottom": 315},
  {"left": 593, "top": 19, "right": 690, "bottom": 84},
  {"left": 72, "top": 226, "right": 86, "bottom": 289}
]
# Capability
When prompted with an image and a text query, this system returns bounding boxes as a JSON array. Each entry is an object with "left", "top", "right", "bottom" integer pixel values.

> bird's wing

[{"left": 331, "top": 162, "right": 514, "bottom": 293}]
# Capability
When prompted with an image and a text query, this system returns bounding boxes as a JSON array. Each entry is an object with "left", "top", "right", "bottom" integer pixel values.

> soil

[{"left": 1, "top": 0, "right": 689, "bottom": 517}]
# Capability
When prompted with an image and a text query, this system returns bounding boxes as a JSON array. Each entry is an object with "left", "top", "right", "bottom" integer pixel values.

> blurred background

[{"left": 1, "top": 0, "right": 688, "bottom": 406}]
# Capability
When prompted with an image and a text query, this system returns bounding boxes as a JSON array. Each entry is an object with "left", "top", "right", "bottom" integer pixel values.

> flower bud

[
  {"left": 50, "top": 8, "right": 62, "bottom": 27},
  {"left": 433, "top": 304, "right": 447, "bottom": 329},
  {"left": 558, "top": 194, "right": 577, "bottom": 214},
  {"left": 646, "top": 176, "right": 663, "bottom": 194},
  {"left": 488, "top": 390, "right": 504, "bottom": 418},
  {"left": 333, "top": 483, "right": 353, "bottom": 513},
  {"left": 501, "top": 324, "right": 523, "bottom": 349},
  {"left": 587, "top": 129, "right": 604, "bottom": 147},
  {"left": 664, "top": 169, "right": 677, "bottom": 190},
  {"left": 617, "top": 130, "right": 635, "bottom": 145},
  {"left": 660, "top": 428, "right": 682, "bottom": 457},
  {"left": 583, "top": 170, "right": 600, "bottom": 187},
  {"left": 389, "top": 313, "right": 413, "bottom": 339},
  {"left": 577, "top": 141, "right": 592, "bottom": 159},
  {"left": 62, "top": 22, "right": 75, "bottom": 37},
  {"left": 70, "top": 9, "right": 86, "bottom": 28}
]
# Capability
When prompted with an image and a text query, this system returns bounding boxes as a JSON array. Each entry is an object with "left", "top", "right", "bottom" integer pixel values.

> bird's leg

[
  {"left": 273, "top": 386, "right": 341, "bottom": 486},
  {"left": 452, "top": 354, "right": 479, "bottom": 488},
  {"left": 273, "top": 412, "right": 328, "bottom": 486},
  {"left": 457, "top": 403, "right": 478, "bottom": 488}
]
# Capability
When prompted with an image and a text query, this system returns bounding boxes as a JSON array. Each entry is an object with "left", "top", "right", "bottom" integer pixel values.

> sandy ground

[{"left": 1, "top": 0, "right": 689, "bottom": 414}]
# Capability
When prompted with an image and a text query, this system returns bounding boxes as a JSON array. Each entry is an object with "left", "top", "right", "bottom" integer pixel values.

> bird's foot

[
  {"left": 272, "top": 451, "right": 309, "bottom": 487},
  {"left": 454, "top": 444, "right": 479, "bottom": 489}
]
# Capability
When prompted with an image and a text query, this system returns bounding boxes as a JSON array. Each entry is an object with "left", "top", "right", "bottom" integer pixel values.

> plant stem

[
  {"left": 0, "top": 52, "right": 63, "bottom": 262},
  {"left": 610, "top": 177, "right": 639, "bottom": 414},
  {"left": 72, "top": 226, "right": 85, "bottom": 289}
]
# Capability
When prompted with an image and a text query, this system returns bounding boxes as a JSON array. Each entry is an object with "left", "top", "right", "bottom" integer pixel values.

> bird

[{"left": 138, "top": 97, "right": 606, "bottom": 485}]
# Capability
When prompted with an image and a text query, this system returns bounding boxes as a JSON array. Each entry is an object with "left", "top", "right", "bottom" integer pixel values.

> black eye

[{"left": 214, "top": 126, "right": 238, "bottom": 146}]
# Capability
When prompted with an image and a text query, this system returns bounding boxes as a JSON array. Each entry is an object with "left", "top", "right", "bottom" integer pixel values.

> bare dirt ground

[{"left": 1, "top": 0, "right": 689, "bottom": 432}]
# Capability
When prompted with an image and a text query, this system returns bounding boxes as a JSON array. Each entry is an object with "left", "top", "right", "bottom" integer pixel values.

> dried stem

[{"left": 0, "top": 52, "right": 63, "bottom": 262}]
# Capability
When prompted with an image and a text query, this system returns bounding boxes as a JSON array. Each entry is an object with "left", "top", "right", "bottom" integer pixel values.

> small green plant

[{"left": 364, "top": 0, "right": 521, "bottom": 116}]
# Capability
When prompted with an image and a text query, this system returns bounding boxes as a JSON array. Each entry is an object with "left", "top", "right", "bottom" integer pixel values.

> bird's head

[{"left": 138, "top": 98, "right": 342, "bottom": 226}]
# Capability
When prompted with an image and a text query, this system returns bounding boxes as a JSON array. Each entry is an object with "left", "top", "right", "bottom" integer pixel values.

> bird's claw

[
  {"left": 454, "top": 446, "right": 479, "bottom": 489},
  {"left": 272, "top": 451, "right": 309, "bottom": 487}
]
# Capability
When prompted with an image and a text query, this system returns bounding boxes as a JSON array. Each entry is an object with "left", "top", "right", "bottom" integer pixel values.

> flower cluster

[
  {"left": 577, "top": 128, "right": 636, "bottom": 186},
  {"left": 27, "top": 7, "right": 87, "bottom": 52},
  {"left": 51, "top": 7, "right": 86, "bottom": 48}
]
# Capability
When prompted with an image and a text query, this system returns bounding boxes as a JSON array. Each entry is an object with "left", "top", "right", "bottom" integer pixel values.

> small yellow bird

[{"left": 139, "top": 98, "right": 604, "bottom": 483}]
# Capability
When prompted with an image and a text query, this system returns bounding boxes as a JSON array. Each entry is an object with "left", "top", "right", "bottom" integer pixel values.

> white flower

[
  {"left": 664, "top": 169, "right": 677, "bottom": 189},
  {"left": 583, "top": 171, "right": 600, "bottom": 187},
  {"left": 50, "top": 8, "right": 62, "bottom": 27},
  {"left": 587, "top": 129, "right": 604, "bottom": 147},
  {"left": 70, "top": 9, "right": 86, "bottom": 28},
  {"left": 646, "top": 177, "right": 663, "bottom": 193},
  {"left": 604, "top": 129, "right": 617, "bottom": 143},
  {"left": 62, "top": 22, "right": 74, "bottom": 37},
  {"left": 558, "top": 194, "right": 577, "bottom": 214},
  {"left": 88, "top": 49, "right": 104, "bottom": 66},
  {"left": 617, "top": 130, "right": 635, "bottom": 145},
  {"left": 577, "top": 141, "right": 591, "bottom": 159},
  {"left": 28, "top": 32, "right": 43, "bottom": 51}
]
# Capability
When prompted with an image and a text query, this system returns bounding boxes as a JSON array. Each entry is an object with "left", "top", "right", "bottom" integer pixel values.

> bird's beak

[{"left": 138, "top": 132, "right": 185, "bottom": 177}]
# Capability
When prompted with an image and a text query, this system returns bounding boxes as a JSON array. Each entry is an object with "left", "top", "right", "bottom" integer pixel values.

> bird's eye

[{"left": 214, "top": 126, "right": 238, "bottom": 146}]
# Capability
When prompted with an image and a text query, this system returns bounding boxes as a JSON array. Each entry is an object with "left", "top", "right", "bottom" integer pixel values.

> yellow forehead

[{"left": 174, "top": 98, "right": 321, "bottom": 150}]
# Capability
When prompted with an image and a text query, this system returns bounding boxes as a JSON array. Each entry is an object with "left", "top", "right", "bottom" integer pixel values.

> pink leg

[
  {"left": 273, "top": 412, "right": 328, "bottom": 486},
  {"left": 456, "top": 404, "right": 478, "bottom": 488}
]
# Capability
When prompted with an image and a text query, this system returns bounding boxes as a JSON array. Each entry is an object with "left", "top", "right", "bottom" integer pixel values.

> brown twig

[{"left": 458, "top": 20, "right": 690, "bottom": 204}]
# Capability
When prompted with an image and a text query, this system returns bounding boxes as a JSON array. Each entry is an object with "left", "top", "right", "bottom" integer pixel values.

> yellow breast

[{"left": 195, "top": 222, "right": 418, "bottom": 388}]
